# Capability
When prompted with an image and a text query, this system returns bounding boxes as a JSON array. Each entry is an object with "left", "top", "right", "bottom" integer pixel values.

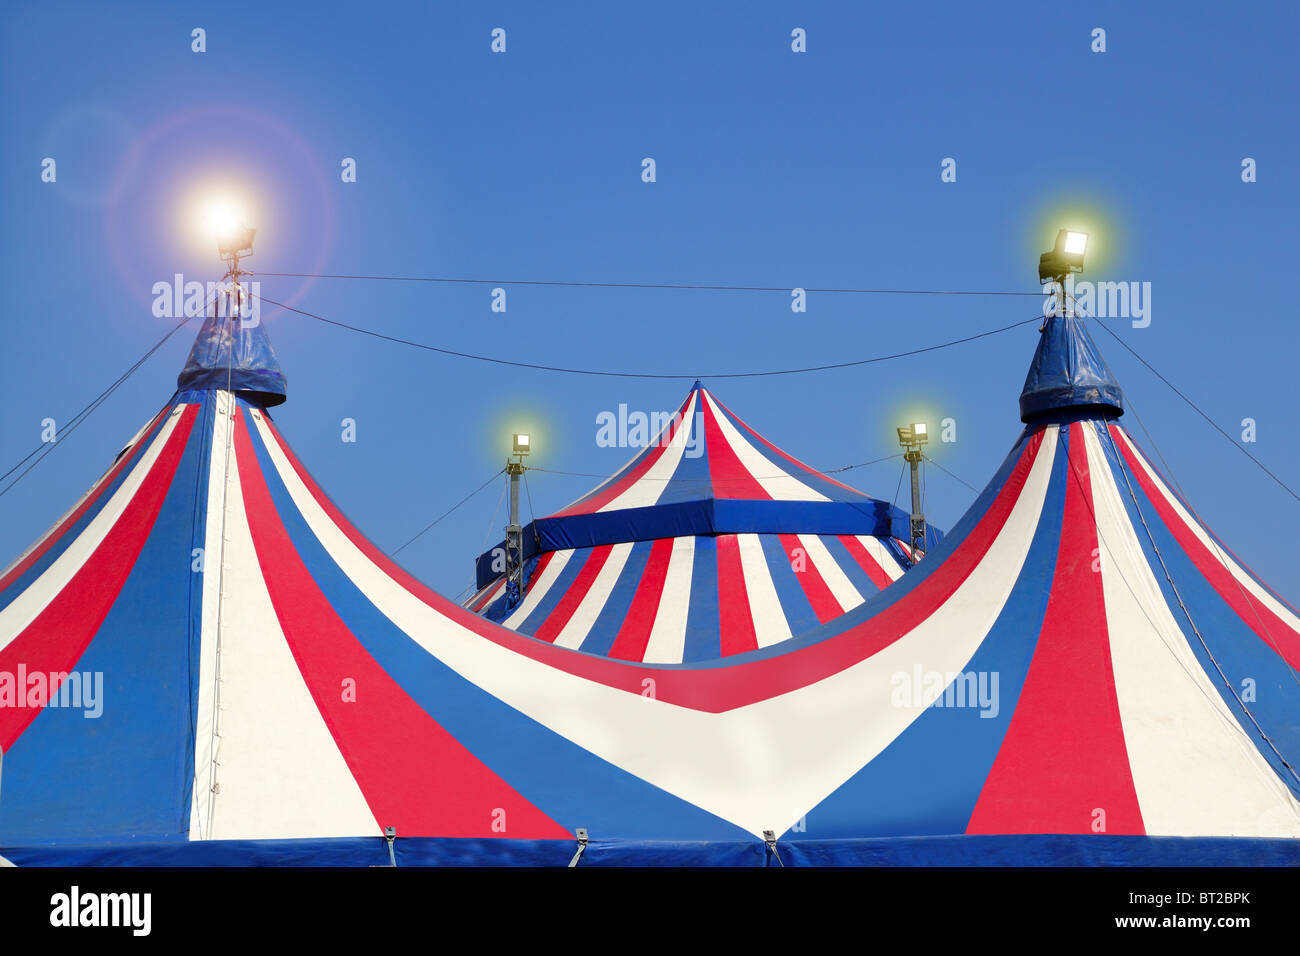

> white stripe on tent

[
  {"left": 798, "top": 533, "right": 863, "bottom": 612},
  {"left": 0, "top": 406, "right": 186, "bottom": 652},
  {"left": 1083, "top": 425, "right": 1300, "bottom": 837},
  {"left": 503, "top": 548, "right": 573, "bottom": 629},
  {"left": 190, "top": 393, "right": 232, "bottom": 839},
  {"left": 554, "top": 542, "right": 633, "bottom": 651},
  {"left": 204, "top": 411, "right": 378, "bottom": 840},
  {"left": 700, "top": 392, "right": 828, "bottom": 502},
  {"left": 552, "top": 398, "right": 695, "bottom": 515},
  {"left": 250, "top": 414, "right": 1054, "bottom": 839},
  {"left": 855, "top": 534, "right": 906, "bottom": 581},
  {"left": 642, "top": 536, "right": 695, "bottom": 664},
  {"left": 737, "top": 533, "right": 794, "bottom": 648},
  {"left": 599, "top": 392, "right": 701, "bottom": 513},
  {"left": 1113, "top": 428, "right": 1300, "bottom": 640}
]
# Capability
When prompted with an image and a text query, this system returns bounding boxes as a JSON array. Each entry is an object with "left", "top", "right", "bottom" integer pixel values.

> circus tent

[
  {"left": 1, "top": 309, "right": 1299, "bottom": 865},
  {"left": 464, "top": 382, "right": 928, "bottom": 663}
]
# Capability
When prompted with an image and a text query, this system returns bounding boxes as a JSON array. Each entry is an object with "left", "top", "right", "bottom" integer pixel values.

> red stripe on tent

[
  {"left": 0, "top": 406, "right": 169, "bottom": 593},
  {"left": 1111, "top": 425, "right": 1300, "bottom": 672},
  {"left": 468, "top": 579, "right": 503, "bottom": 613},
  {"left": 553, "top": 393, "right": 694, "bottom": 516},
  {"left": 702, "top": 396, "right": 769, "bottom": 501},
  {"left": 711, "top": 393, "right": 868, "bottom": 497},
  {"left": 716, "top": 534, "right": 758, "bottom": 656},
  {"left": 531, "top": 546, "right": 613, "bottom": 644},
  {"left": 258, "top": 413, "right": 1045, "bottom": 712},
  {"left": 967, "top": 424, "right": 1143, "bottom": 835},
  {"left": 838, "top": 535, "right": 894, "bottom": 591},
  {"left": 0, "top": 407, "right": 197, "bottom": 750},
  {"left": 607, "top": 538, "right": 674, "bottom": 661},
  {"left": 233, "top": 415, "right": 569, "bottom": 839},
  {"left": 779, "top": 533, "right": 843, "bottom": 623}
]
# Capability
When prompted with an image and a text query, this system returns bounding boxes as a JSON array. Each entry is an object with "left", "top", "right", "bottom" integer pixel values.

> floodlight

[
  {"left": 217, "top": 226, "right": 256, "bottom": 258},
  {"left": 1038, "top": 228, "right": 1088, "bottom": 284},
  {"left": 897, "top": 423, "right": 928, "bottom": 448},
  {"left": 513, "top": 433, "right": 531, "bottom": 456},
  {"left": 205, "top": 198, "right": 256, "bottom": 258}
]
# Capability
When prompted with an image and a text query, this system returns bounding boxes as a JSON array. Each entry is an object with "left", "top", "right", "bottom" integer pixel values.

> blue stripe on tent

[
  {"left": 577, "top": 540, "right": 653, "bottom": 657},
  {"left": 0, "top": 404, "right": 177, "bottom": 616},
  {"left": 0, "top": 398, "right": 213, "bottom": 845},
  {"left": 796, "top": 424, "right": 1070, "bottom": 838},
  {"left": 757, "top": 534, "right": 821, "bottom": 637},
  {"left": 243, "top": 422, "right": 748, "bottom": 841},
  {"left": 512, "top": 549, "right": 595, "bottom": 634},
  {"left": 5, "top": 833, "right": 1297, "bottom": 867},
  {"left": 655, "top": 407, "right": 712, "bottom": 506},
  {"left": 1092, "top": 422, "right": 1300, "bottom": 799},
  {"left": 682, "top": 535, "right": 721, "bottom": 661},
  {"left": 880, "top": 535, "right": 912, "bottom": 569},
  {"left": 818, "top": 533, "right": 882, "bottom": 598}
]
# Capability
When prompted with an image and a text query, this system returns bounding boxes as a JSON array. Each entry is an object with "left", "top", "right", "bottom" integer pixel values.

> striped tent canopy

[
  {"left": 1, "top": 309, "right": 1298, "bottom": 866},
  {"left": 466, "top": 382, "right": 928, "bottom": 662}
]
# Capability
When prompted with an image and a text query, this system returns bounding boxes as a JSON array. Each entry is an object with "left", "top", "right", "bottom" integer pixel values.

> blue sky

[{"left": 2, "top": 0, "right": 1297, "bottom": 599}]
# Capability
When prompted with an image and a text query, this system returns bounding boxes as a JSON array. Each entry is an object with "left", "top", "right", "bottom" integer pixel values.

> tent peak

[
  {"left": 1019, "top": 314, "right": 1123, "bottom": 423},
  {"left": 177, "top": 311, "right": 287, "bottom": 407}
]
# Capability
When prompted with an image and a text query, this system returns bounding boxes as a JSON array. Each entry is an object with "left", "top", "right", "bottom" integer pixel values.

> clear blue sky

[{"left": 2, "top": 0, "right": 1297, "bottom": 600}]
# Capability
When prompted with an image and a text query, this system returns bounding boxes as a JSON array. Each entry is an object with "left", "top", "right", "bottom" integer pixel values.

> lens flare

[{"left": 203, "top": 197, "right": 247, "bottom": 240}]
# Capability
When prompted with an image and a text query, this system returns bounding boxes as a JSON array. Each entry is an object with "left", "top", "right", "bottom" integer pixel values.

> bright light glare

[
  {"left": 1064, "top": 231, "right": 1088, "bottom": 255},
  {"left": 912, "top": 422, "right": 927, "bottom": 435},
  {"left": 203, "top": 198, "right": 246, "bottom": 240}
]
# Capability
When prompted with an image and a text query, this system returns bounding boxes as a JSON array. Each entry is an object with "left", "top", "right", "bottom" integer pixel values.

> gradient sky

[{"left": 2, "top": 1, "right": 1297, "bottom": 601}]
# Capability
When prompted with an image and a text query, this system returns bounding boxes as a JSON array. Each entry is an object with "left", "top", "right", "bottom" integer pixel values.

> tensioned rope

[
  {"left": 1092, "top": 320, "right": 1300, "bottom": 505},
  {"left": 390, "top": 468, "right": 506, "bottom": 558},
  {"left": 0, "top": 309, "right": 202, "bottom": 500},
  {"left": 923, "top": 453, "right": 979, "bottom": 493},
  {"left": 257, "top": 293, "right": 1043, "bottom": 380},
  {"left": 527, "top": 453, "right": 903, "bottom": 481},
  {"left": 254, "top": 270, "right": 1043, "bottom": 298}
]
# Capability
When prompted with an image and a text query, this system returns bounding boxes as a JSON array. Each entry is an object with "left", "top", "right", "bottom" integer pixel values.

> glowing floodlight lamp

[
  {"left": 896, "top": 423, "right": 928, "bottom": 448},
  {"left": 512, "top": 433, "right": 531, "bottom": 456},
  {"left": 1038, "top": 228, "right": 1088, "bottom": 285},
  {"left": 204, "top": 198, "right": 256, "bottom": 259}
]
